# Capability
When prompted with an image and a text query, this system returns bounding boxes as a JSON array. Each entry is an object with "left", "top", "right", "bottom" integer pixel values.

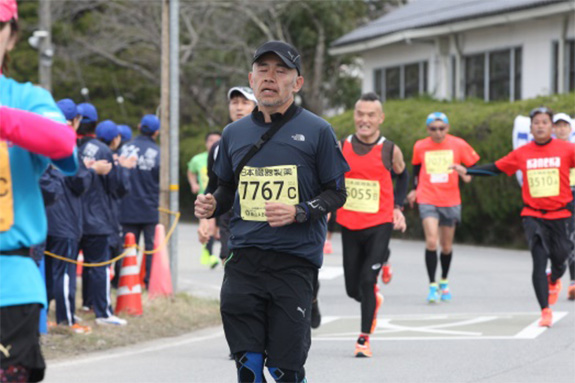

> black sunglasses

[
  {"left": 428, "top": 127, "right": 446, "bottom": 132},
  {"left": 529, "top": 107, "right": 553, "bottom": 119}
]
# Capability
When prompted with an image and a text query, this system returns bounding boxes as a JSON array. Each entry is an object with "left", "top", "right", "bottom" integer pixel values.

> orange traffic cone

[
  {"left": 76, "top": 251, "right": 83, "bottom": 277},
  {"left": 115, "top": 233, "right": 143, "bottom": 316},
  {"left": 148, "top": 224, "right": 173, "bottom": 299}
]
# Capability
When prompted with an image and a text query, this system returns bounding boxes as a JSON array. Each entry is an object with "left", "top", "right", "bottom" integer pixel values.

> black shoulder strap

[
  {"left": 234, "top": 106, "right": 298, "bottom": 184},
  {"left": 382, "top": 139, "right": 395, "bottom": 172}
]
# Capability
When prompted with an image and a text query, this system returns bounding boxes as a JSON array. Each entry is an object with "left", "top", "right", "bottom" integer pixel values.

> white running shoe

[{"left": 95, "top": 315, "right": 127, "bottom": 326}]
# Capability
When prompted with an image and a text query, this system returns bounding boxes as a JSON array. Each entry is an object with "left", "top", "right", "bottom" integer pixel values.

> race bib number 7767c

[{"left": 239, "top": 165, "right": 299, "bottom": 221}]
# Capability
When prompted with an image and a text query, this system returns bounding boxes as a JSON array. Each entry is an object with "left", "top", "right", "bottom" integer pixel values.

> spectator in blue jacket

[
  {"left": 42, "top": 99, "right": 111, "bottom": 334},
  {"left": 77, "top": 111, "right": 127, "bottom": 326},
  {"left": 96, "top": 121, "right": 136, "bottom": 290},
  {"left": 119, "top": 114, "right": 161, "bottom": 288}
]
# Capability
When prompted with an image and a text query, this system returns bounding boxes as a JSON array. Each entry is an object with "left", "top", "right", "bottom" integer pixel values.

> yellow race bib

[
  {"left": 570, "top": 168, "right": 575, "bottom": 187},
  {"left": 238, "top": 165, "right": 299, "bottom": 222},
  {"left": 343, "top": 178, "right": 380, "bottom": 213},
  {"left": 527, "top": 168, "right": 560, "bottom": 198},
  {"left": 0, "top": 141, "right": 14, "bottom": 232},
  {"left": 425, "top": 150, "right": 453, "bottom": 184}
]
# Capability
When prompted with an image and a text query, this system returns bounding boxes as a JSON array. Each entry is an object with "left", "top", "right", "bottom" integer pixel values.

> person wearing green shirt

[{"left": 188, "top": 131, "right": 221, "bottom": 268}]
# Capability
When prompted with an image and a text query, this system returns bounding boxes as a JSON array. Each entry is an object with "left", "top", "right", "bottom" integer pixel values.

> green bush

[{"left": 328, "top": 93, "right": 575, "bottom": 248}]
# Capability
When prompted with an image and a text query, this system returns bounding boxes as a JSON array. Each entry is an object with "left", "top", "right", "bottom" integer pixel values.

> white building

[{"left": 330, "top": 0, "right": 575, "bottom": 102}]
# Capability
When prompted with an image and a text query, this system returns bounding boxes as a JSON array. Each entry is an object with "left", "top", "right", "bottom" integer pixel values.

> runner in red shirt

[
  {"left": 407, "top": 112, "right": 479, "bottom": 303},
  {"left": 336, "top": 93, "right": 408, "bottom": 358},
  {"left": 452, "top": 107, "right": 575, "bottom": 327}
]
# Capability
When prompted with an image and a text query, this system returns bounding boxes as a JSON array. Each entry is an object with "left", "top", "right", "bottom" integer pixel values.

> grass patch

[{"left": 42, "top": 292, "right": 220, "bottom": 360}]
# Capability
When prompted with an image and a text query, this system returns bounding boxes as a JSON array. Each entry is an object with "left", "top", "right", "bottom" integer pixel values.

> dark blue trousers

[
  {"left": 46, "top": 236, "right": 78, "bottom": 325},
  {"left": 79, "top": 235, "right": 112, "bottom": 318}
]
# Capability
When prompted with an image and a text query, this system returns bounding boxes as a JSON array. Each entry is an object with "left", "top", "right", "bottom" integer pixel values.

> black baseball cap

[{"left": 252, "top": 40, "right": 302, "bottom": 75}]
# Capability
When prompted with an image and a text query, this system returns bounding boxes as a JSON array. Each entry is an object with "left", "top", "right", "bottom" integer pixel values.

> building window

[
  {"left": 553, "top": 40, "right": 575, "bottom": 93},
  {"left": 464, "top": 47, "right": 522, "bottom": 101},
  {"left": 373, "top": 61, "right": 427, "bottom": 101},
  {"left": 464, "top": 53, "right": 484, "bottom": 99},
  {"left": 385, "top": 66, "right": 400, "bottom": 100},
  {"left": 489, "top": 50, "right": 510, "bottom": 101}
]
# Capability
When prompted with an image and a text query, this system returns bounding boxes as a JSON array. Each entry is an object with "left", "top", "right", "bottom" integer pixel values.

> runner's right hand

[{"left": 195, "top": 193, "right": 216, "bottom": 219}]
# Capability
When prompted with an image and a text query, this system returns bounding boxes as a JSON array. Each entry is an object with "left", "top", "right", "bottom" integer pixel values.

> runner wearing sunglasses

[
  {"left": 451, "top": 107, "right": 575, "bottom": 327},
  {"left": 407, "top": 112, "right": 479, "bottom": 303}
]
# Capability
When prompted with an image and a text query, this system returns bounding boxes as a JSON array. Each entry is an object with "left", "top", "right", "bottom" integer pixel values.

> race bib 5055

[{"left": 343, "top": 178, "right": 379, "bottom": 213}]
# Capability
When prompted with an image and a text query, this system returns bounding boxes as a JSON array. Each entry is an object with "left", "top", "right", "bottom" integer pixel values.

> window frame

[{"left": 373, "top": 60, "right": 428, "bottom": 101}]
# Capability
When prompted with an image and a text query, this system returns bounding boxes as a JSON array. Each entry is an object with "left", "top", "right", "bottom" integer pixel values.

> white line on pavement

[{"left": 49, "top": 330, "right": 225, "bottom": 368}]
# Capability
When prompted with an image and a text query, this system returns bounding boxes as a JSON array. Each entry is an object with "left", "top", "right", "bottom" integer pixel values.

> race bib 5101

[
  {"left": 0, "top": 141, "right": 14, "bottom": 232},
  {"left": 425, "top": 150, "right": 453, "bottom": 184},
  {"left": 527, "top": 168, "right": 559, "bottom": 198},
  {"left": 239, "top": 165, "right": 299, "bottom": 221},
  {"left": 343, "top": 178, "right": 379, "bottom": 213}
]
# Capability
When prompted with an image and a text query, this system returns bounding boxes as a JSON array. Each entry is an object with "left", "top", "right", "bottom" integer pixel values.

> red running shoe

[
  {"left": 548, "top": 275, "right": 562, "bottom": 305},
  {"left": 539, "top": 308, "right": 552, "bottom": 327},
  {"left": 381, "top": 264, "right": 393, "bottom": 284}
]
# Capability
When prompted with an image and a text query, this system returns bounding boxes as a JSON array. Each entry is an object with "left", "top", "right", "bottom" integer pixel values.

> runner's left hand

[
  {"left": 265, "top": 202, "right": 296, "bottom": 227},
  {"left": 393, "top": 208, "right": 406, "bottom": 232}
]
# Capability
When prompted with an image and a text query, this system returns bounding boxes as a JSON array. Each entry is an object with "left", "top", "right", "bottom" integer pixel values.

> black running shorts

[
  {"left": 220, "top": 247, "right": 317, "bottom": 372},
  {"left": 0, "top": 304, "right": 45, "bottom": 382}
]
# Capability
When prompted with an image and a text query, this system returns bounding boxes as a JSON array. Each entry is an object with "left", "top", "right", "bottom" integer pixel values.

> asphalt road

[{"left": 45, "top": 221, "right": 575, "bottom": 383}]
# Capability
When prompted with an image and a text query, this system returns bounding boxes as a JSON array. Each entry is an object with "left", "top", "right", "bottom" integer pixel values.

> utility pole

[
  {"left": 169, "top": 0, "right": 180, "bottom": 290},
  {"left": 38, "top": 0, "right": 53, "bottom": 91},
  {"left": 159, "top": 0, "right": 170, "bottom": 231}
]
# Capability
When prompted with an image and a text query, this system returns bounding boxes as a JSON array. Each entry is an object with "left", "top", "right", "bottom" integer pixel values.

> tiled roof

[{"left": 333, "top": 0, "right": 566, "bottom": 48}]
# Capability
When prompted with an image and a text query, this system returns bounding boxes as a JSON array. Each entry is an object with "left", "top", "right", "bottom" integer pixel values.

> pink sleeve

[{"left": 0, "top": 106, "right": 76, "bottom": 159}]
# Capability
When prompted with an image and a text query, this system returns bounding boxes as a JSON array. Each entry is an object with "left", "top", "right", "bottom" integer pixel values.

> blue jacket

[
  {"left": 78, "top": 137, "right": 124, "bottom": 236},
  {"left": 42, "top": 164, "right": 94, "bottom": 240},
  {"left": 109, "top": 150, "right": 131, "bottom": 248},
  {"left": 119, "top": 135, "right": 160, "bottom": 224}
]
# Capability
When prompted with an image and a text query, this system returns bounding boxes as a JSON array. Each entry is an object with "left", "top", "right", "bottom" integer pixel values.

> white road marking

[
  {"left": 312, "top": 312, "right": 569, "bottom": 341},
  {"left": 515, "top": 311, "right": 568, "bottom": 339},
  {"left": 49, "top": 331, "right": 225, "bottom": 368}
]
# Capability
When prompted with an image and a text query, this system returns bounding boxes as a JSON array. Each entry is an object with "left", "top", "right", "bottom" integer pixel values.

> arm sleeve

[
  {"left": 412, "top": 164, "right": 421, "bottom": 188},
  {"left": 205, "top": 143, "right": 219, "bottom": 195},
  {"left": 393, "top": 167, "right": 409, "bottom": 207},
  {"left": 466, "top": 163, "right": 503, "bottom": 176},
  {"left": 211, "top": 178, "right": 236, "bottom": 218},
  {"left": 301, "top": 174, "right": 347, "bottom": 221},
  {"left": 0, "top": 106, "right": 76, "bottom": 160}
]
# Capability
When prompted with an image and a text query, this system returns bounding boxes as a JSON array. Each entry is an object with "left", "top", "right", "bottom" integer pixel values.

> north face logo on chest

[{"left": 291, "top": 134, "right": 305, "bottom": 142}]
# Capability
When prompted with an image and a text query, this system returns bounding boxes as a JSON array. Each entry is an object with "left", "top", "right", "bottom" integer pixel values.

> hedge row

[{"left": 328, "top": 93, "right": 575, "bottom": 248}]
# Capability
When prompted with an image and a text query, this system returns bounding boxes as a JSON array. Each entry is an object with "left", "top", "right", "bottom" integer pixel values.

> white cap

[
  {"left": 227, "top": 86, "right": 257, "bottom": 103},
  {"left": 553, "top": 112, "right": 572, "bottom": 127}
]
